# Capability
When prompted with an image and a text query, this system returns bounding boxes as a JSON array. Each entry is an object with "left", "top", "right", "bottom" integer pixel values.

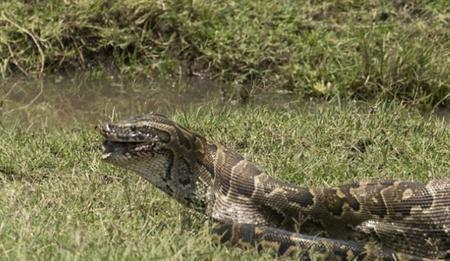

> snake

[{"left": 99, "top": 113, "right": 450, "bottom": 260}]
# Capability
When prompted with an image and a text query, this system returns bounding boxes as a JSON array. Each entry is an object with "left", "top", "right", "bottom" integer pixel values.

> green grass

[
  {"left": 1, "top": 0, "right": 450, "bottom": 105},
  {"left": 1, "top": 101, "right": 449, "bottom": 259}
]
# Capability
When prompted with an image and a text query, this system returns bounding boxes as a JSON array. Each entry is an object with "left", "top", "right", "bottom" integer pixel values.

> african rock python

[{"left": 99, "top": 113, "right": 450, "bottom": 260}]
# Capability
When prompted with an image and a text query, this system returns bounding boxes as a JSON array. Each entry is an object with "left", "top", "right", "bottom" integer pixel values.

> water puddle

[
  {"left": 0, "top": 75, "right": 223, "bottom": 128},
  {"left": 1, "top": 74, "right": 449, "bottom": 130}
]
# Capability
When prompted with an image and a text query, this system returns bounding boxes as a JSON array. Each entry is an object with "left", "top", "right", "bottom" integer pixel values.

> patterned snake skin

[{"left": 99, "top": 113, "right": 450, "bottom": 260}]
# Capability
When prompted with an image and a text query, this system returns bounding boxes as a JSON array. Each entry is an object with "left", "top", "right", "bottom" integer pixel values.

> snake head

[
  {"left": 99, "top": 113, "right": 172, "bottom": 162},
  {"left": 99, "top": 113, "right": 210, "bottom": 211}
]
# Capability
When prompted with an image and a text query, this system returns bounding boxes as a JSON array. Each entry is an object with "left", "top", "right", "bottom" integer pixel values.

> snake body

[{"left": 99, "top": 113, "right": 450, "bottom": 260}]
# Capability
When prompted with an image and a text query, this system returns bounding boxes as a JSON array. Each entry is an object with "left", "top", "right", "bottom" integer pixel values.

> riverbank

[{"left": 1, "top": 1, "right": 449, "bottom": 106}]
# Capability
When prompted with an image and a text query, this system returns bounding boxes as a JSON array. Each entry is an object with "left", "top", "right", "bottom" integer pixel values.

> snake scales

[{"left": 99, "top": 113, "right": 450, "bottom": 260}]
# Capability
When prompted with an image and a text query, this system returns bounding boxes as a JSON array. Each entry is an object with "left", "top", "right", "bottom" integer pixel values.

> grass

[
  {"left": 1, "top": 100, "right": 450, "bottom": 259},
  {"left": 1, "top": 0, "right": 450, "bottom": 106}
]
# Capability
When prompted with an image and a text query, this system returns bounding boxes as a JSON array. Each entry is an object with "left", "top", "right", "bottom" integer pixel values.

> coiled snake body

[{"left": 99, "top": 113, "right": 450, "bottom": 260}]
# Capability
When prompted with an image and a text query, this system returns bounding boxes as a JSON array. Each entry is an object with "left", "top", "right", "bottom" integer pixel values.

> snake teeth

[{"left": 101, "top": 152, "right": 112, "bottom": 159}]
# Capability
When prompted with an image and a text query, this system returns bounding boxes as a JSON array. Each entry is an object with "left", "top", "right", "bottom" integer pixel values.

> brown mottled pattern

[{"left": 100, "top": 113, "right": 450, "bottom": 260}]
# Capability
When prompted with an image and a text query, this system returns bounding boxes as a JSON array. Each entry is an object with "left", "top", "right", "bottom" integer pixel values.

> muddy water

[
  {"left": 0, "top": 75, "right": 224, "bottom": 128},
  {"left": 1, "top": 75, "right": 449, "bottom": 129}
]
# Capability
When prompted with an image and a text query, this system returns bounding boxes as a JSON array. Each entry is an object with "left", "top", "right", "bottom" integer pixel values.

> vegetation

[
  {"left": 1, "top": 101, "right": 449, "bottom": 259},
  {"left": 1, "top": 0, "right": 450, "bottom": 258},
  {"left": 1, "top": 0, "right": 450, "bottom": 105}
]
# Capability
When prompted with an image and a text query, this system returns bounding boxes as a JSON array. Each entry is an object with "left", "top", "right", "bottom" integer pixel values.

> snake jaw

[
  {"left": 101, "top": 140, "right": 126, "bottom": 161},
  {"left": 99, "top": 120, "right": 163, "bottom": 161},
  {"left": 101, "top": 152, "right": 111, "bottom": 160},
  {"left": 100, "top": 139, "right": 157, "bottom": 162}
]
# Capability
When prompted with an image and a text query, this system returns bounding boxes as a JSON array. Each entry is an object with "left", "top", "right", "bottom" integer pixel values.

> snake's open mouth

[
  {"left": 98, "top": 119, "right": 168, "bottom": 162},
  {"left": 101, "top": 140, "right": 144, "bottom": 159},
  {"left": 101, "top": 139, "right": 156, "bottom": 161},
  {"left": 102, "top": 140, "right": 125, "bottom": 159},
  {"left": 100, "top": 122, "right": 144, "bottom": 160}
]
